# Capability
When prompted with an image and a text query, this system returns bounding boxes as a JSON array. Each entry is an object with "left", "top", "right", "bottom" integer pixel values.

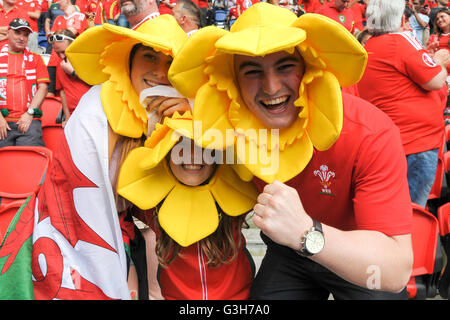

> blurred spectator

[
  {"left": 316, "top": 0, "right": 356, "bottom": 33},
  {"left": 198, "top": 0, "right": 208, "bottom": 26},
  {"left": 355, "top": 27, "right": 370, "bottom": 45},
  {"left": 86, "top": 0, "right": 106, "bottom": 26},
  {"left": 172, "top": 0, "right": 201, "bottom": 35},
  {"left": 103, "top": 0, "right": 121, "bottom": 25},
  {"left": 159, "top": 0, "right": 177, "bottom": 15},
  {"left": 16, "top": 0, "right": 41, "bottom": 52},
  {"left": 52, "top": 29, "right": 90, "bottom": 127},
  {"left": 119, "top": 0, "right": 160, "bottom": 29},
  {"left": 227, "top": 4, "right": 237, "bottom": 27},
  {"left": 0, "top": 19, "right": 49, "bottom": 147},
  {"left": 427, "top": 7, "right": 450, "bottom": 55},
  {"left": 350, "top": 0, "right": 368, "bottom": 31},
  {"left": 44, "top": 0, "right": 64, "bottom": 52},
  {"left": 46, "top": 0, "right": 87, "bottom": 96},
  {"left": 0, "top": 0, "right": 29, "bottom": 48},
  {"left": 359, "top": 0, "right": 450, "bottom": 207},
  {"left": 299, "top": 0, "right": 322, "bottom": 12},
  {"left": 236, "top": 0, "right": 258, "bottom": 16},
  {"left": 410, "top": 0, "right": 430, "bottom": 46},
  {"left": 429, "top": 0, "right": 448, "bottom": 33}
]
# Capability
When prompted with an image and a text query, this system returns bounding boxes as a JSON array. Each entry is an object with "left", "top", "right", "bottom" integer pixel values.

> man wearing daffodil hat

[
  {"left": 169, "top": 3, "right": 413, "bottom": 299},
  {"left": 16, "top": 15, "right": 190, "bottom": 300}
]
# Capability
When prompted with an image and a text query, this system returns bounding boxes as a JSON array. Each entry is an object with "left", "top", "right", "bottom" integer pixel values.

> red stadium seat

[
  {"left": 438, "top": 203, "right": 450, "bottom": 299},
  {"left": 40, "top": 96, "right": 64, "bottom": 154},
  {"left": 0, "top": 146, "right": 52, "bottom": 239},
  {"left": 428, "top": 137, "right": 446, "bottom": 200},
  {"left": 407, "top": 203, "right": 440, "bottom": 299},
  {"left": 444, "top": 151, "right": 450, "bottom": 175}
]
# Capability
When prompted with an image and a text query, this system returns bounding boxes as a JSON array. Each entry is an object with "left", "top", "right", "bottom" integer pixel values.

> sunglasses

[{"left": 49, "top": 34, "right": 74, "bottom": 43}]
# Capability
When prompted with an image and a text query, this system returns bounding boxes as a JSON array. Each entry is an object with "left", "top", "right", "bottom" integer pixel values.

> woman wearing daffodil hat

[
  {"left": 117, "top": 110, "right": 259, "bottom": 300},
  {"left": 29, "top": 15, "right": 191, "bottom": 300},
  {"left": 168, "top": 3, "right": 413, "bottom": 299}
]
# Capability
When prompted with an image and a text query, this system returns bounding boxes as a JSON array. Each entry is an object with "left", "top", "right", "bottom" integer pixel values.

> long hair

[
  {"left": 433, "top": 8, "right": 450, "bottom": 37},
  {"left": 366, "top": 0, "right": 405, "bottom": 36},
  {"left": 154, "top": 202, "right": 249, "bottom": 268}
]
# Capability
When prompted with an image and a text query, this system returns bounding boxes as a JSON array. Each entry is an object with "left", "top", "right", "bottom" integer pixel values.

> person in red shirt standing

[
  {"left": 350, "top": 0, "right": 367, "bottom": 31},
  {"left": 0, "top": 19, "right": 49, "bottom": 147},
  {"left": 316, "top": 0, "right": 356, "bottom": 33},
  {"left": 0, "top": 0, "right": 29, "bottom": 48},
  {"left": 86, "top": 0, "right": 106, "bottom": 26},
  {"left": 300, "top": 0, "right": 322, "bottom": 12},
  {"left": 51, "top": 29, "right": 90, "bottom": 127},
  {"left": 359, "top": 0, "right": 450, "bottom": 208},
  {"left": 15, "top": 0, "right": 41, "bottom": 52},
  {"left": 102, "top": 0, "right": 121, "bottom": 25},
  {"left": 46, "top": 0, "right": 87, "bottom": 96}
]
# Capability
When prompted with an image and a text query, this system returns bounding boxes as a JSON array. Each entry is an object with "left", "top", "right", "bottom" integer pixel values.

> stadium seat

[
  {"left": 0, "top": 146, "right": 52, "bottom": 239},
  {"left": 438, "top": 203, "right": 450, "bottom": 299},
  {"left": 407, "top": 203, "right": 440, "bottom": 299},
  {"left": 40, "top": 97, "right": 64, "bottom": 154}
]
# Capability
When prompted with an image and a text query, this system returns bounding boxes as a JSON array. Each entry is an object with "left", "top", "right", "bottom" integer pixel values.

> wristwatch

[
  {"left": 296, "top": 219, "right": 325, "bottom": 257},
  {"left": 26, "top": 107, "right": 35, "bottom": 115}
]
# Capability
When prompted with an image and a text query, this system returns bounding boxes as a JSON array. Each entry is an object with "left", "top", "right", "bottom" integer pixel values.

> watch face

[{"left": 305, "top": 231, "right": 325, "bottom": 254}]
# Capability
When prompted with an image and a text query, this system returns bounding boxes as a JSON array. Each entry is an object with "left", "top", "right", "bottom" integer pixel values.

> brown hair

[
  {"left": 433, "top": 8, "right": 450, "bottom": 36},
  {"left": 154, "top": 203, "right": 249, "bottom": 268}
]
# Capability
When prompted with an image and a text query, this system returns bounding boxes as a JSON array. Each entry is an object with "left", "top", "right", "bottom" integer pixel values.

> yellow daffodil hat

[
  {"left": 168, "top": 3, "right": 368, "bottom": 183},
  {"left": 117, "top": 110, "right": 258, "bottom": 247},
  {"left": 65, "top": 14, "right": 187, "bottom": 138}
]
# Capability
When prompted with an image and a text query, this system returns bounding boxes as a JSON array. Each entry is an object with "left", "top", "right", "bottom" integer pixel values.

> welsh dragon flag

[{"left": 0, "top": 85, "right": 131, "bottom": 299}]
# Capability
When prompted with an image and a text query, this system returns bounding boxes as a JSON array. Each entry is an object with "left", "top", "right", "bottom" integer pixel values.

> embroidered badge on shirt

[{"left": 314, "top": 165, "right": 335, "bottom": 196}]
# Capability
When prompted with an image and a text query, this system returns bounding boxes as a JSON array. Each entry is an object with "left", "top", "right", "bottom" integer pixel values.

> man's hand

[
  {"left": 0, "top": 114, "right": 11, "bottom": 140},
  {"left": 253, "top": 180, "right": 313, "bottom": 250},
  {"left": 145, "top": 96, "right": 191, "bottom": 119},
  {"left": 17, "top": 112, "right": 34, "bottom": 134}
]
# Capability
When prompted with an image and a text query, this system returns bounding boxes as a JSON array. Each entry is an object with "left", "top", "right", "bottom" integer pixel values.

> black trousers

[{"left": 251, "top": 232, "right": 408, "bottom": 300}]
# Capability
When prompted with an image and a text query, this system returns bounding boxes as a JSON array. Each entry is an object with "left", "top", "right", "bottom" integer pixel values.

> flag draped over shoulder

[
  {"left": 0, "top": 196, "right": 35, "bottom": 299},
  {"left": 0, "top": 85, "right": 131, "bottom": 300}
]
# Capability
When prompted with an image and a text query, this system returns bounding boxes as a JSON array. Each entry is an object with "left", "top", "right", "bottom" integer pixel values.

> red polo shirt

[
  {"left": 316, "top": 2, "right": 355, "bottom": 33},
  {"left": 15, "top": 0, "right": 41, "bottom": 32}
]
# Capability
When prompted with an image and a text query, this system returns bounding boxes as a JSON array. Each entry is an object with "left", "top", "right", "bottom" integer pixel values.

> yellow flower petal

[
  {"left": 158, "top": 184, "right": 219, "bottom": 247},
  {"left": 238, "top": 132, "right": 314, "bottom": 183},
  {"left": 117, "top": 151, "right": 176, "bottom": 209},
  {"left": 306, "top": 71, "right": 343, "bottom": 151},
  {"left": 193, "top": 84, "right": 234, "bottom": 149},
  {"left": 210, "top": 165, "right": 258, "bottom": 216}
]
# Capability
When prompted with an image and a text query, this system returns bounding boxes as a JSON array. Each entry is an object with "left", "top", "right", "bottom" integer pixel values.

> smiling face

[
  {"left": 233, "top": 50, "right": 305, "bottom": 129},
  {"left": 130, "top": 45, "right": 172, "bottom": 95},
  {"left": 436, "top": 10, "right": 450, "bottom": 33},
  {"left": 169, "top": 139, "right": 216, "bottom": 187}
]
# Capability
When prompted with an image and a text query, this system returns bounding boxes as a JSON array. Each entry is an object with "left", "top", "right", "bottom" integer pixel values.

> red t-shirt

[
  {"left": 351, "top": 2, "right": 366, "bottom": 31},
  {"left": 102, "top": 0, "right": 119, "bottom": 20},
  {"left": 236, "top": 0, "right": 259, "bottom": 15},
  {"left": 76, "top": 0, "right": 90, "bottom": 13},
  {"left": 142, "top": 210, "right": 253, "bottom": 300},
  {"left": 0, "top": 6, "right": 29, "bottom": 48},
  {"left": 358, "top": 32, "right": 444, "bottom": 155},
  {"left": 158, "top": 0, "right": 177, "bottom": 15},
  {"left": 300, "top": 0, "right": 322, "bottom": 13},
  {"left": 51, "top": 11, "right": 87, "bottom": 34},
  {"left": 6, "top": 52, "right": 49, "bottom": 118},
  {"left": 254, "top": 93, "right": 412, "bottom": 236},
  {"left": 316, "top": 2, "right": 355, "bottom": 33},
  {"left": 55, "top": 65, "right": 91, "bottom": 114},
  {"left": 16, "top": 0, "right": 41, "bottom": 32}
]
